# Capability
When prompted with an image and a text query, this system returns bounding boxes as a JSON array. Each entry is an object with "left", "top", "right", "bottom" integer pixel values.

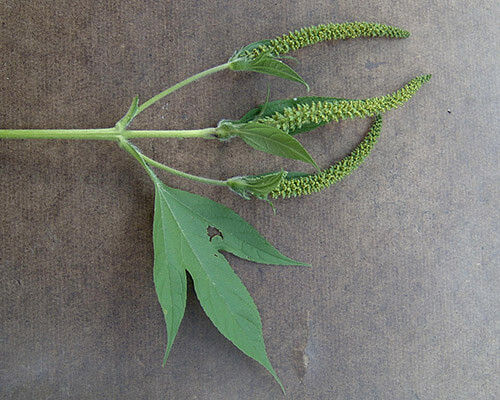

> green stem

[
  {"left": 118, "top": 137, "right": 227, "bottom": 187},
  {"left": 140, "top": 153, "right": 228, "bottom": 186},
  {"left": 0, "top": 128, "right": 117, "bottom": 140},
  {"left": 1, "top": 64, "right": 233, "bottom": 186},
  {"left": 124, "top": 128, "right": 216, "bottom": 139},
  {"left": 136, "top": 62, "right": 231, "bottom": 115},
  {"left": 117, "top": 138, "right": 158, "bottom": 182},
  {"left": 0, "top": 127, "right": 217, "bottom": 140}
]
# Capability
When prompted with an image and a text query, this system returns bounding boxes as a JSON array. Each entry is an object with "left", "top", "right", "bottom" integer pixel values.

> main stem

[{"left": 0, "top": 127, "right": 217, "bottom": 140}]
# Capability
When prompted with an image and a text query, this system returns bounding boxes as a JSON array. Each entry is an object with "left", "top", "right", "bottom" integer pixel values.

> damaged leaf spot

[{"left": 207, "top": 226, "right": 223, "bottom": 241}]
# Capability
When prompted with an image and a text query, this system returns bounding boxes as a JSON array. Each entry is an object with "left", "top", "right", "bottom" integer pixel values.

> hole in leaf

[{"left": 207, "top": 226, "right": 223, "bottom": 241}]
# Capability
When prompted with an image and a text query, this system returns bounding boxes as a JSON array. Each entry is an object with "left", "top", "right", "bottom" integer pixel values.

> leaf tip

[
  {"left": 162, "top": 347, "right": 171, "bottom": 367},
  {"left": 277, "top": 378, "right": 285, "bottom": 395},
  {"left": 293, "top": 260, "right": 312, "bottom": 267},
  {"left": 311, "top": 160, "right": 320, "bottom": 172},
  {"left": 265, "top": 364, "right": 285, "bottom": 394}
]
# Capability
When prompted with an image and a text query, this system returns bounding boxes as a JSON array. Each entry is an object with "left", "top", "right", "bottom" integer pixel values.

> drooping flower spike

[
  {"left": 271, "top": 114, "right": 382, "bottom": 198},
  {"left": 243, "top": 21, "right": 411, "bottom": 59}
]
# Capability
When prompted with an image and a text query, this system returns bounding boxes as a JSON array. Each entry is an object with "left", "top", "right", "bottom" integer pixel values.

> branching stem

[
  {"left": 141, "top": 154, "right": 228, "bottom": 186},
  {"left": 0, "top": 62, "right": 231, "bottom": 141},
  {"left": 117, "top": 137, "right": 228, "bottom": 187}
]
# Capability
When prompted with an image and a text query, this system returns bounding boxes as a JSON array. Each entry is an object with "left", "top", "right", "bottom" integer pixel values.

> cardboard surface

[{"left": 1, "top": 1, "right": 498, "bottom": 399}]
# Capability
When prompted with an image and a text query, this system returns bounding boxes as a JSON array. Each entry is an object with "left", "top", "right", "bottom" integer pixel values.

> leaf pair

[{"left": 149, "top": 167, "right": 308, "bottom": 391}]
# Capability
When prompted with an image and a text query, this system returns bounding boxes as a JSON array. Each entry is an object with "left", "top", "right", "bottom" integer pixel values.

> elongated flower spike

[
  {"left": 251, "top": 75, "right": 431, "bottom": 134},
  {"left": 243, "top": 22, "right": 411, "bottom": 59},
  {"left": 270, "top": 114, "right": 383, "bottom": 198}
]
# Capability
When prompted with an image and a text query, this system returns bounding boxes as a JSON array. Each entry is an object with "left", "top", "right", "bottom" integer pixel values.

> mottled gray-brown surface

[{"left": 0, "top": 1, "right": 498, "bottom": 399}]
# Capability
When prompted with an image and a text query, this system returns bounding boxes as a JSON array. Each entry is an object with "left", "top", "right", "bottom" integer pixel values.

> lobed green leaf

[{"left": 152, "top": 179, "right": 308, "bottom": 390}]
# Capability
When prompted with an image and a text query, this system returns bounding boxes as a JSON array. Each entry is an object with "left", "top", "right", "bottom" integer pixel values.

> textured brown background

[{"left": 0, "top": 1, "right": 498, "bottom": 399}]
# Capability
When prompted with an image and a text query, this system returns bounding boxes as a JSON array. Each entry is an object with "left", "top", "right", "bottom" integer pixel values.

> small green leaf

[
  {"left": 229, "top": 39, "right": 273, "bottom": 60},
  {"left": 115, "top": 96, "right": 139, "bottom": 130},
  {"left": 218, "top": 121, "right": 319, "bottom": 170},
  {"left": 152, "top": 180, "right": 308, "bottom": 390},
  {"left": 226, "top": 170, "right": 286, "bottom": 200},
  {"left": 229, "top": 53, "right": 309, "bottom": 90}
]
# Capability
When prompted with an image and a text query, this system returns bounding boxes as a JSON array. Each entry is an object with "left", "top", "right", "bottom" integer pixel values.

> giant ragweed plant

[{"left": 0, "top": 22, "right": 431, "bottom": 392}]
